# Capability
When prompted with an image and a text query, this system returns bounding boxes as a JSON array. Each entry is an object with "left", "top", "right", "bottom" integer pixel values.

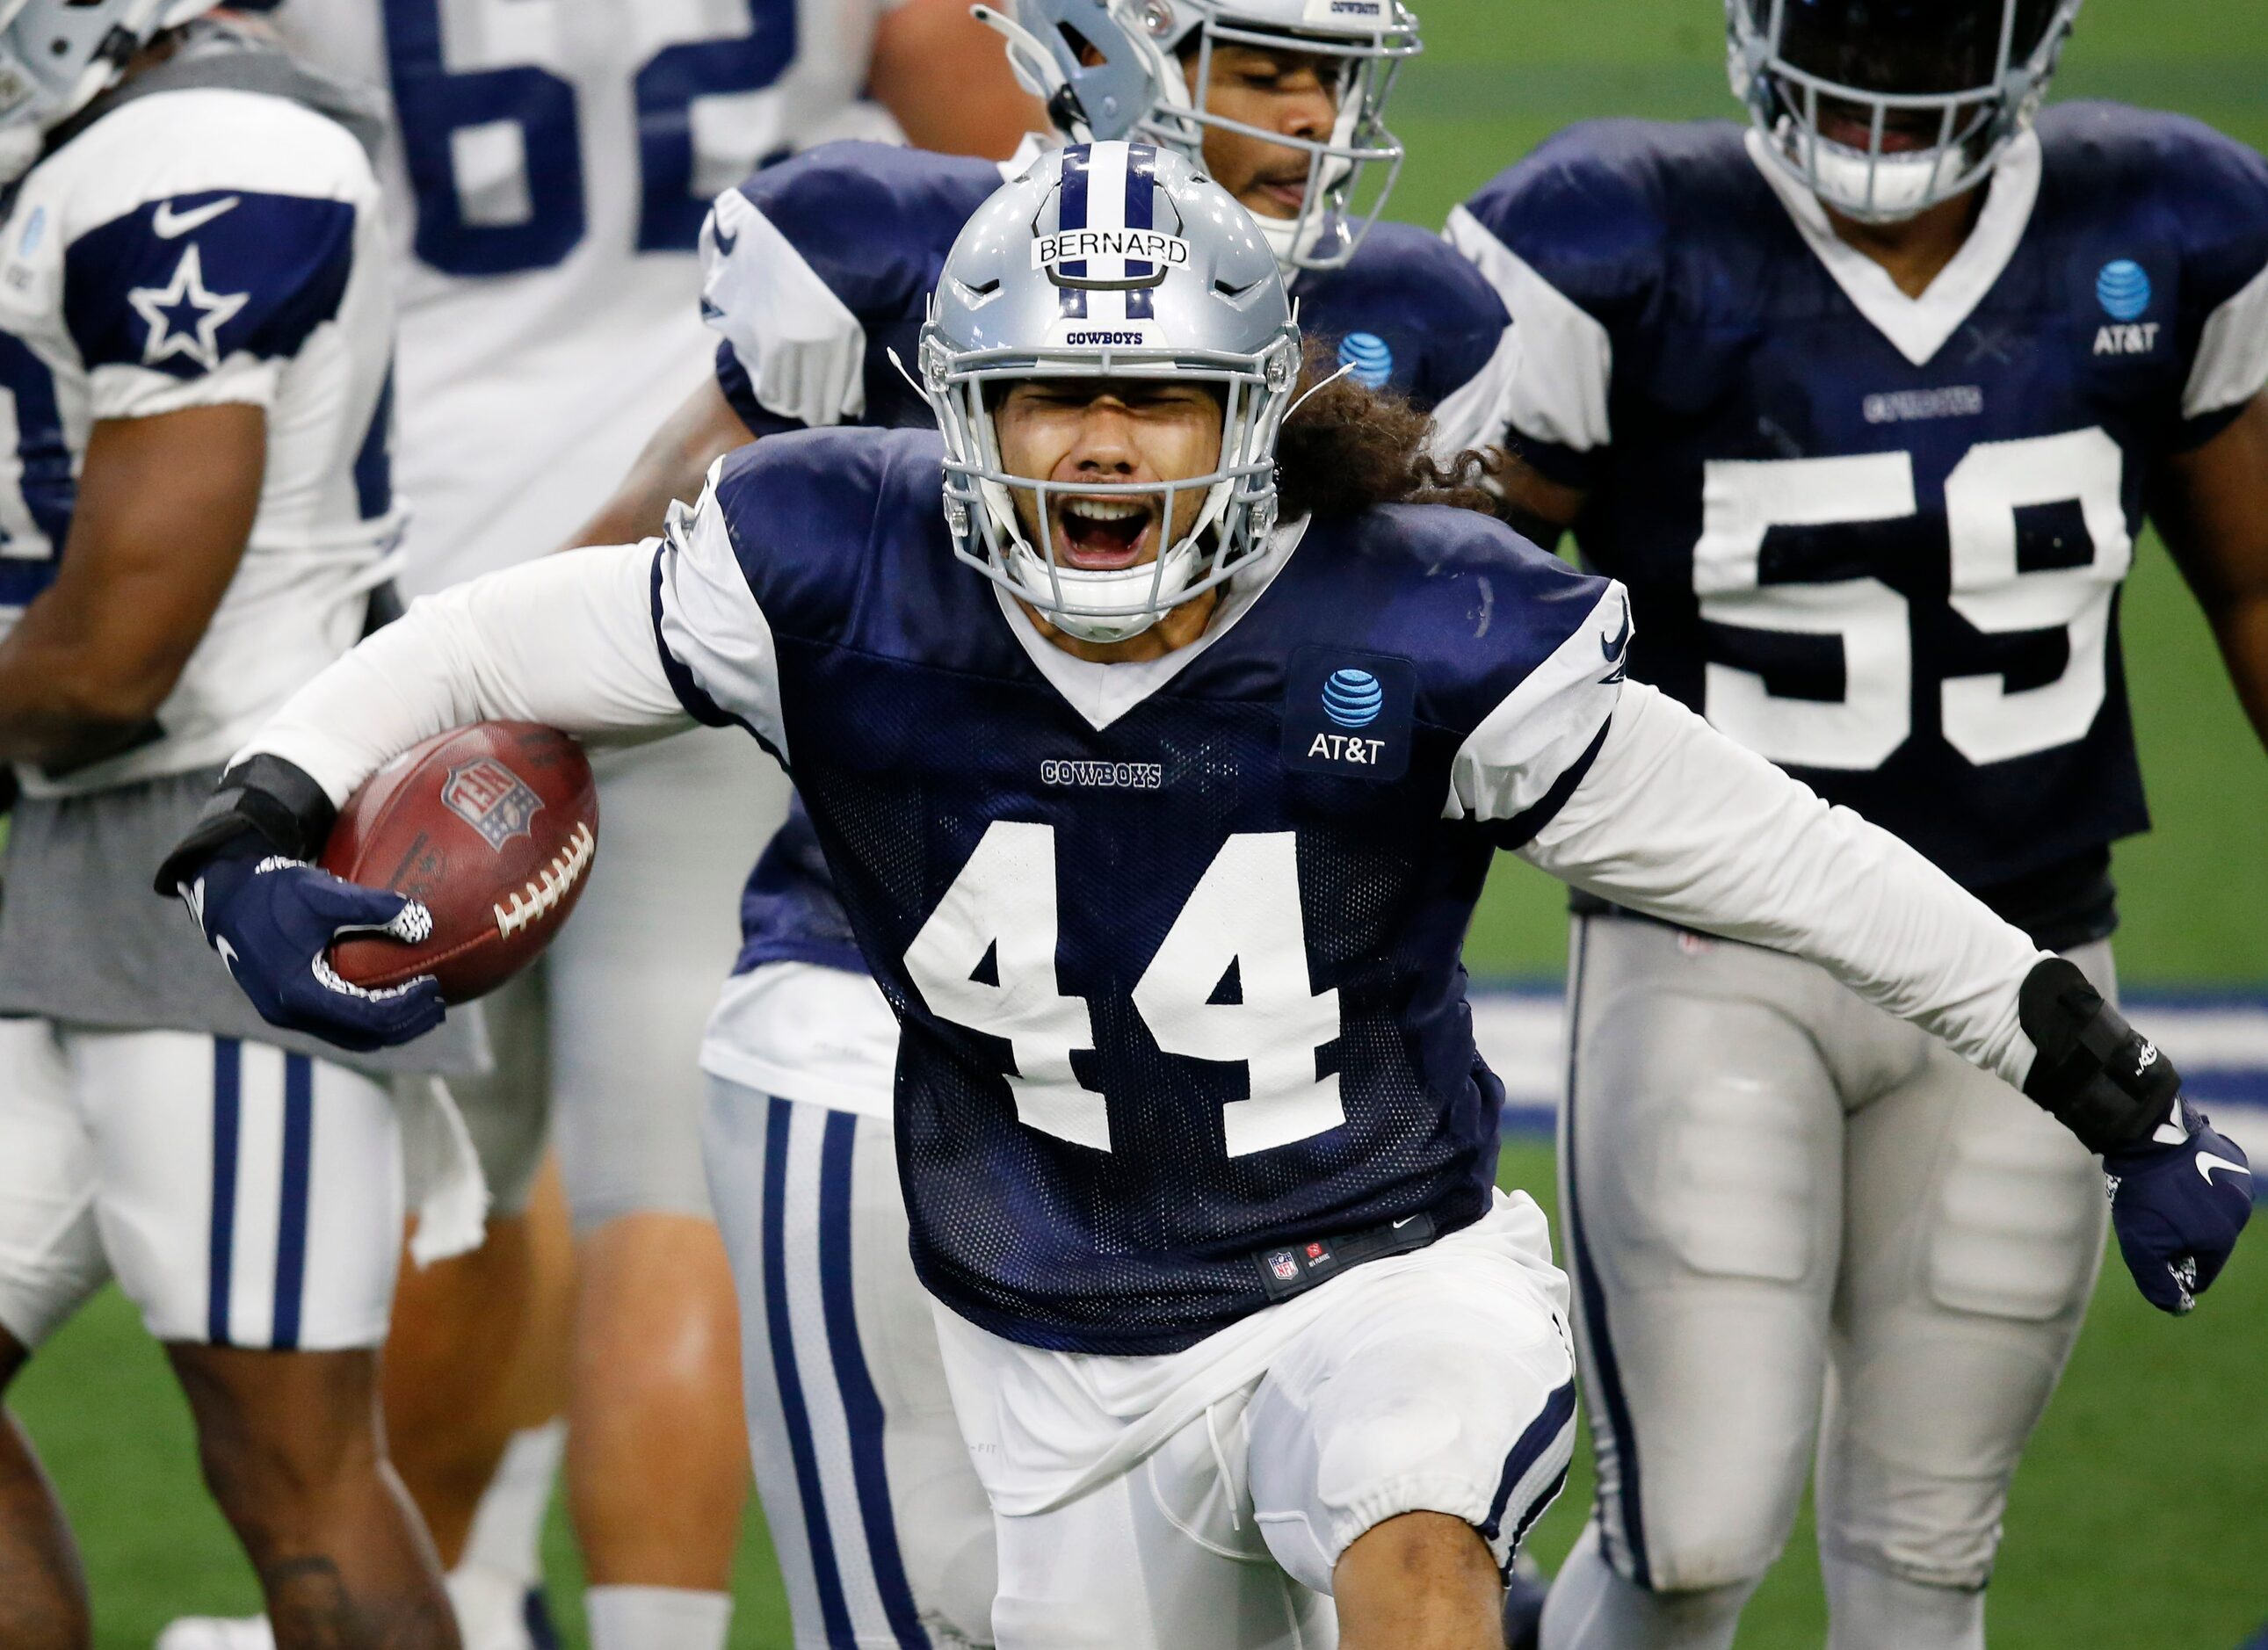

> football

[{"left": 319, "top": 721, "right": 599, "bottom": 1003}]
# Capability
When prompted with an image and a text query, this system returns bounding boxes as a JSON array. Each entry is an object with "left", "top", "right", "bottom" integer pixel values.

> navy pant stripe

[
  {"left": 271, "top": 1054, "right": 315, "bottom": 1350},
  {"left": 817, "top": 1111, "right": 929, "bottom": 1648},
  {"left": 1482, "top": 1377, "right": 1577, "bottom": 1539},
  {"left": 207, "top": 1038, "right": 242, "bottom": 1347},
  {"left": 1564, "top": 921, "right": 1652, "bottom": 1586},
  {"left": 762, "top": 1097, "right": 857, "bottom": 1647}
]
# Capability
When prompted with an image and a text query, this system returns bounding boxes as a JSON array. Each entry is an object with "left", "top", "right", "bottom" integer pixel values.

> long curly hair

[{"left": 1273, "top": 337, "right": 1503, "bottom": 521}]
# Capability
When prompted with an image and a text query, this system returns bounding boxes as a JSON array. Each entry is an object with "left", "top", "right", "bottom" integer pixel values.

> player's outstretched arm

[
  {"left": 2156, "top": 388, "right": 2268, "bottom": 752},
  {"left": 1508, "top": 681, "right": 2252, "bottom": 1313},
  {"left": 154, "top": 534, "right": 709, "bottom": 1051},
  {"left": 0, "top": 404, "right": 263, "bottom": 770}
]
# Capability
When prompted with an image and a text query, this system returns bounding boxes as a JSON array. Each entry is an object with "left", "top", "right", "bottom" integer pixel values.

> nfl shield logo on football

[
  {"left": 1268, "top": 1250, "right": 1300, "bottom": 1284},
  {"left": 442, "top": 757, "right": 545, "bottom": 851}
]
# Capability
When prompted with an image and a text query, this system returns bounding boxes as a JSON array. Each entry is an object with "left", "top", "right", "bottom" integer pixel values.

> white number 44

[{"left": 902, "top": 822, "right": 1344, "bottom": 1157}]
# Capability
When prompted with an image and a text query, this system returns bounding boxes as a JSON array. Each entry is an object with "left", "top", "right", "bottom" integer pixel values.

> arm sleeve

[
  {"left": 236, "top": 541, "right": 696, "bottom": 807},
  {"left": 1517, "top": 681, "right": 2049, "bottom": 1089},
  {"left": 2176, "top": 127, "right": 2268, "bottom": 436},
  {"left": 699, "top": 182, "right": 871, "bottom": 434}
]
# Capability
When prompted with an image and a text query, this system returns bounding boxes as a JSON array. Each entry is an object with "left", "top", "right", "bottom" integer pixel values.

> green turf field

[{"left": 13, "top": 3, "right": 2268, "bottom": 1645}]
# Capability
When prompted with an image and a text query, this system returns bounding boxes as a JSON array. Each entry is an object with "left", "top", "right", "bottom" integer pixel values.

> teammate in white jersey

[
  {"left": 144, "top": 6, "right": 1042, "bottom": 1650},
  {"left": 0, "top": 6, "right": 481, "bottom": 1646}
]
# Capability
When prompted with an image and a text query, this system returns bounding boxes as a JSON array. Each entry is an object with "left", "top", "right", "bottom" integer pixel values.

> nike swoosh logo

[
  {"left": 154, "top": 196, "right": 240, "bottom": 238},
  {"left": 1390, "top": 1215, "right": 1418, "bottom": 1229},
  {"left": 713, "top": 221, "right": 740, "bottom": 257},
  {"left": 2197, "top": 1152, "right": 2250, "bottom": 1189},
  {"left": 214, "top": 936, "right": 239, "bottom": 978},
  {"left": 1600, "top": 604, "right": 1631, "bottom": 663}
]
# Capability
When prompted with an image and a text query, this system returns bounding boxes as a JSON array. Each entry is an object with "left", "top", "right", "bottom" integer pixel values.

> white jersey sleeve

[
  {"left": 1512, "top": 681, "right": 2048, "bottom": 1089},
  {"left": 699, "top": 185, "right": 868, "bottom": 431}
]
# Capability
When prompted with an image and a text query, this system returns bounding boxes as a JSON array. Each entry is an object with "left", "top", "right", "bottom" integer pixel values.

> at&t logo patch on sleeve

[{"left": 1283, "top": 646, "right": 1417, "bottom": 780}]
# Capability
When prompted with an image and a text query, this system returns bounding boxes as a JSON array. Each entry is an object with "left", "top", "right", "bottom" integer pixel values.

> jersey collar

[
  {"left": 991, "top": 515, "right": 1312, "bottom": 732},
  {"left": 1744, "top": 125, "right": 2042, "bottom": 369}
]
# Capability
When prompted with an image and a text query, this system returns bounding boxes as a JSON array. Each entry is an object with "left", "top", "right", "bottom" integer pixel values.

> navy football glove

[
  {"left": 2019, "top": 957, "right": 2251, "bottom": 1314},
  {"left": 158, "top": 756, "right": 446, "bottom": 1054},
  {"left": 176, "top": 843, "right": 444, "bottom": 1053},
  {"left": 2103, "top": 1099, "right": 2252, "bottom": 1316}
]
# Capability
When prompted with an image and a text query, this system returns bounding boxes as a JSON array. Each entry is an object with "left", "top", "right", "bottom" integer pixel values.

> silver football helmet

[
  {"left": 1729, "top": 0, "right": 2082, "bottom": 222},
  {"left": 977, "top": 0, "right": 1419, "bottom": 271},
  {"left": 920, "top": 141, "right": 1300, "bottom": 645},
  {"left": 0, "top": 0, "right": 214, "bottom": 135}
]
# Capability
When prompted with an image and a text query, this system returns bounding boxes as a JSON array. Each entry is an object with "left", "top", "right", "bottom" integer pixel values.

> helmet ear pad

[{"left": 0, "top": 0, "right": 184, "bottom": 138}]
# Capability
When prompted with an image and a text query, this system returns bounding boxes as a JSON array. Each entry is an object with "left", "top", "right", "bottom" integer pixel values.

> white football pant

[
  {"left": 1545, "top": 915, "right": 2111, "bottom": 1649},
  {"left": 937, "top": 1194, "right": 1578, "bottom": 1650},
  {"left": 702, "top": 1078, "right": 998, "bottom": 1649},
  {"left": 0, "top": 1020, "right": 402, "bottom": 1351}
]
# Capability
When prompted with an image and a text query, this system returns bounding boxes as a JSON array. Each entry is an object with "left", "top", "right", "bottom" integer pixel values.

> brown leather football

[{"left": 319, "top": 721, "right": 599, "bottom": 1003}]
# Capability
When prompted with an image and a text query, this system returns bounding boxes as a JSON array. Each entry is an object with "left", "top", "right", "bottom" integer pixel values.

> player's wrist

[
  {"left": 2018, "top": 957, "right": 2181, "bottom": 1155},
  {"left": 153, "top": 752, "right": 337, "bottom": 896}
]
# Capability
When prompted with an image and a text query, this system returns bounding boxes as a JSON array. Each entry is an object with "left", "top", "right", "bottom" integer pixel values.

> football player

[
  {"left": 150, "top": 5, "right": 1045, "bottom": 1650},
  {"left": 0, "top": 4, "right": 482, "bottom": 1646},
  {"left": 565, "top": 3, "right": 1520, "bottom": 1641},
  {"left": 165, "top": 143, "right": 2249, "bottom": 1650},
  {"left": 1446, "top": 2, "right": 2268, "bottom": 1646}
]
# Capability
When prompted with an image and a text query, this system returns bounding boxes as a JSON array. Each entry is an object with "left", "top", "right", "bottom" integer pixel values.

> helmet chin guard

[
  {"left": 1727, "top": 0, "right": 2081, "bottom": 223},
  {"left": 980, "top": 0, "right": 1417, "bottom": 273},
  {"left": 921, "top": 141, "right": 1300, "bottom": 644}
]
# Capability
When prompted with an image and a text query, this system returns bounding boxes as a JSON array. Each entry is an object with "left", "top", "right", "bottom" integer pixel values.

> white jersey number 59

[
  {"left": 1693, "top": 427, "right": 2130, "bottom": 770},
  {"left": 904, "top": 823, "right": 1344, "bottom": 1158}
]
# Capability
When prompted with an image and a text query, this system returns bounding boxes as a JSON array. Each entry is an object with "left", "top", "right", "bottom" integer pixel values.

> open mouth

[{"left": 1051, "top": 494, "right": 1160, "bottom": 571}]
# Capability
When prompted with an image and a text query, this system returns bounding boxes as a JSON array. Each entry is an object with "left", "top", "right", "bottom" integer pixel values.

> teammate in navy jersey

[
  {"left": 164, "top": 142, "right": 2245, "bottom": 1650},
  {"left": 1447, "top": 3, "right": 2268, "bottom": 1646},
  {"left": 561, "top": 3, "right": 1519, "bottom": 1639}
]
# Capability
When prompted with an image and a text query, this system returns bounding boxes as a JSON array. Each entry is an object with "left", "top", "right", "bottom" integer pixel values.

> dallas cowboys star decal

[{"left": 127, "top": 242, "right": 250, "bottom": 373}]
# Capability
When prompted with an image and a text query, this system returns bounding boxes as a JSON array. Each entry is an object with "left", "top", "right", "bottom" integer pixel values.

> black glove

[{"left": 2021, "top": 958, "right": 2251, "bottom": 1313}]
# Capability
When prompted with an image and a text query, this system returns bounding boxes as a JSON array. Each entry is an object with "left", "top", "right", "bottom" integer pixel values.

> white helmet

[
  {"left": 979, "top": 0, "right": 1419, "bottom": 272},
  {"left": 0, "top": 0, "right": 214, "bottom": 135},
  {"left": 920, "top": 141, "right": 1301, "bottom": 644},
  {"left": 1728, "top": 0, "right": 2082, "bottom": 222}
]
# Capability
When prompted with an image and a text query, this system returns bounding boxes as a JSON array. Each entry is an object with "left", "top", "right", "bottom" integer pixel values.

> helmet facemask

[
  {"left": 1728, "top": 0, "right": 2081, "bottom": 223},
  {"left": 1141, "top": 10, "right": 1417, "bottom": 272},
  {"left": 926, "top": 331, "right": 1298, "bottom": 645},
  {"left": 986, "top": 0, "right": 1419, "bottom": 273}
]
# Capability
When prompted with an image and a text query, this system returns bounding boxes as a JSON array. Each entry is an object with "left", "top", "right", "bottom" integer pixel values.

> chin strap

[{"left": 2018, "top": 958, "right": 2182, "bottom": 1154}]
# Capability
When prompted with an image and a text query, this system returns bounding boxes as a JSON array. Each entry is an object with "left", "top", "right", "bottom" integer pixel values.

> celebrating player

[
  {"left": 0, "top": 4, "right": 485, "bottom": 1646},
  {"left": 1446, "top": 1, "right": 2268, "bottom": 1645},
  {"left": 142, "top": 7, "right": 1043, "bottom": 1650},
  {"left": 568, "top": 4, "right": 1518, "bottom": 1639},
  {"left": 164, "top": 143, "right": 2248, "bottom": 1650}
]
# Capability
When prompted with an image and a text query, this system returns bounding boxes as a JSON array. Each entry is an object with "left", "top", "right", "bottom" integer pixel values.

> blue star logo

[{"left": 127, "top": 242, "right": 250, "bottom": 373}]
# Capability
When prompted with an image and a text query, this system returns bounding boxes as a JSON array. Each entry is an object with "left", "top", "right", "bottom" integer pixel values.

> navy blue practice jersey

[
  {"left": 700, "top": 138, "right": 1519, "bottom": 978},
  {"left": 652, "top": 426, "right": 1624, "bottom": 1353},
  {"left": 1451, "top": 105, "right": 2268, "bottom": 944}
]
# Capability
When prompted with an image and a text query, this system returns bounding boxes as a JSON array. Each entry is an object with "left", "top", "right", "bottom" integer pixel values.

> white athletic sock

[
  {"left": 460, "top": 1419, "right": 565, "bottom": 1585},
  {"left": 1540, "top": 1525, "right": 1756, "bottom": 1650},
  {"left": 1821, "top": 1550, "right": 1985, "bottom": 1650},
  {"left": 584, "top": 1585, "right": 733, "bottom": 1650}
]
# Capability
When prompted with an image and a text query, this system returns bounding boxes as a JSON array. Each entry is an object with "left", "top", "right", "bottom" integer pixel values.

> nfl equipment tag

[{"left": 1282, "top": 647, "right": 1416, "bottom": 782}]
